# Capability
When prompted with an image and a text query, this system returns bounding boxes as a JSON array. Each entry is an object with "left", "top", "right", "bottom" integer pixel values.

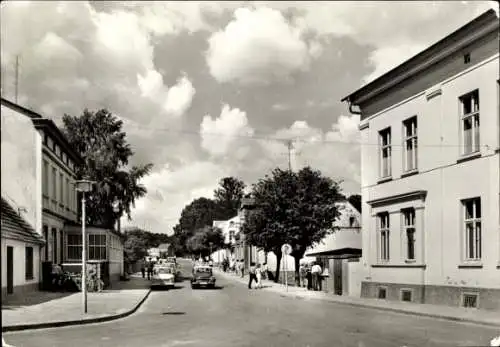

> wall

[
  {"left": 359, "top": 45, "right": 500, "bottom": 297},
  {"left": 1, "top": 238, "right": 41, "bottom": 294},
  {"left": 1, "top": 104, "right": 41, "bottom": 235}
]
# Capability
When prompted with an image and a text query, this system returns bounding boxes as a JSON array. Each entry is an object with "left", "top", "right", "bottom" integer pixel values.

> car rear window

[
  {"left": 195, "top": 268, "right": 212, "bottom": 274},
  {"left": 157, "top": 268, "right": 173, "bottom": 274}
]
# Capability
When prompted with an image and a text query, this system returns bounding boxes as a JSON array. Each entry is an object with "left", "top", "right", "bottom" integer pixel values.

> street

[{"left": 4, "top": 259, "right": 498, "bottom": 347}]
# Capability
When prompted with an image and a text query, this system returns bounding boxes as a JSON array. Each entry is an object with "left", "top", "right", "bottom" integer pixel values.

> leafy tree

[
  {"left": 123, "top": 234, "right": 148, "bottom": 264},
  {"left": 213, "top": 176, "right": 246, "bottom": 220},
  {"left": 186, "top": 226, "right": 224, "bottom": 258},
  {"left": 62, "top": 109, "right": 153, "bottom": 228},
  {"left": 171, "top": 197, "right": 221, "bottom": 256},
  {"left": 244, "top": 167, "right": 342, "bottom": 284}
]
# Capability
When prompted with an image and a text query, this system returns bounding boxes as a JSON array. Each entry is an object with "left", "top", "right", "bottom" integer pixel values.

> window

[
  {"left": 42, "top": 161, "right": 49, "bottom": 196},
  {"left": 403, "top": 117, "right": 418, "bottom": 172},
  {"left": 378, "top": 212, "right": 390, "bottom": 261},
  {"left": 401, "top": 289, "right": 413, "bottom": 302},
  {"left": 25, "top": 246, "right": 34, "bottom": 280},
  {"left": 60, "top": 231, "right": 64, "bottom": 263},
  {"left": 52, "top": 228, "right": 57, "bottom": 262},
  {"left": 379, "top": 128, "right": 392, "bottom": 178},
  {"left": 52, "top": 168, "right": 57, "bottom": 200},
  {"left": 59, "top": 173, "right": 64, "bottom": 204},
  {"left": 462, "top": 293, "right": 478, "bottom": 308},
  {"left": 43, "top": 225, "right": 49, "bottom": 261},
  {"left": 378, "top": 287, "right": 387, "bottom": 299},
  {"left": 460, "top": 90, "right": 480, "bottom": 155},
  {"left": 89, "top": 234, "right": 107, "bottom": 260},
  {"left": 66, "top": 178, "right": 70, "bottom": 208},
  {"left": 349, "top": 216, "right": 356, "bottom": 227},
  {"left": 463, "top": 198, "right": 481, "bottom": 261},
  {"left": 67, "top": 234, "right": 82, "bottom": 261},
  {"left": 402, "top": 208, "right": 416, "bottom": 261}
]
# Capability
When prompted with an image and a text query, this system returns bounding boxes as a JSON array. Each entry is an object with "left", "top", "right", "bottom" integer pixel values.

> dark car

[{"left": 191, "top": 266, "right": 216, "bottom": 289}]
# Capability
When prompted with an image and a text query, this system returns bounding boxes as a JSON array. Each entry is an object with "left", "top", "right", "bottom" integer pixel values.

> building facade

[
  {"left": 1, "top": 99, "right": 45, "bottom": 299},
  {"left": 304, "top": 200, "right": 362, "bottom": 296},
  {"left": 33, "top": 117, "right": 82, "bottom": 266},
  {"left": 342, "top": 10, "right": 500, "bottom": 309}
]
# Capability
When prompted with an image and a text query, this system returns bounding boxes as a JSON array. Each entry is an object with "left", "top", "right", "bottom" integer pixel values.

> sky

[{"left": 1, "top": 1, "right": 497, "bottom": 235}]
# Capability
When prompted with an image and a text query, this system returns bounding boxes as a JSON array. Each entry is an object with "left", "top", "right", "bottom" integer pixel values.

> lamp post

[
  {"left": 112, "top": 200, "right": 121, "bottom": 233},
  {"left": 75, "top": 179, "right": 95, "bottom": 314}
]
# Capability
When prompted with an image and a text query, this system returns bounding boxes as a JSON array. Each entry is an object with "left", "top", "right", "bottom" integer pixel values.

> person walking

[
  {"left": 306, "top": 264, "right": 313, "bottom": 290},
  {"left": 147, "top": 261, "right": 154, "bottom": 280},
  {"left": 311, "top": 262, "right": 322, "bottom": 291},
  {"left": 140, "top": 261, "right": 146, "bottom": 279},
  {"left": 248, "top": 262, "right": 257, "bottom": 289},
  {"left": 299, "top": 263, "right": 307, "bottom": 287},
  {"left": 240, "top": 259, "right": 245, "bottom": 278},
  {"left": 261, "top": 262, "right": 268, "bottom": 280},
  {"left": 255, "top": 264, "right": 263, "bottom": 289}
]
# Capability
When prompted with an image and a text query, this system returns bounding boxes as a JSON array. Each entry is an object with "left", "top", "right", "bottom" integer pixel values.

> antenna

[{"left": 15, "top": 55, "right": 19, "bottom": 103}]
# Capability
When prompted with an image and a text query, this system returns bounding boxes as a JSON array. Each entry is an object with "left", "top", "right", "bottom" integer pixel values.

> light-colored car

[
  {"left": 152, "top": 266, "right": 175, "bottom": 288},
  {"left": 191, "top": 265, "right": 216, "bottom": 289}
]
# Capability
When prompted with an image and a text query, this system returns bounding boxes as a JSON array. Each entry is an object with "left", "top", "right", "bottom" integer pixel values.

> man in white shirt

[{"left": 311, "top": 262, "right": 322, "bottom": 291}]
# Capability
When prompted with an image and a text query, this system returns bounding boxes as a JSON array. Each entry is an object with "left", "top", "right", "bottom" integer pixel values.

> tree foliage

[
  {"left": 122, "top": 228, "right": 172, "bottom": 263},
  {"left": 213, "top": 176, "right": 246, "bottom": 220},
  {"left": 347, "top": 194, "right": 362, "bottom": 213},
  {"left": 62, "top": 109, "right": 153, "bottom": 228},
  {"left": 186, "top": 226, "right": 225, "bottom": 258},
  {"left": 171, "top": 197, "right": 221, "bottom": 256},
  {"left": 243, "top": 167, "right": 343, "bottom": 283}
]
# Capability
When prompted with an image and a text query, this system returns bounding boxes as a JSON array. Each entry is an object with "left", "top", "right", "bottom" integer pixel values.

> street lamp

[
  {"left": 112, "top": 199, "right": 121, "bottom": 233},
  {"left": 75, "top": 178, "right": 95, "bottom": 314}
]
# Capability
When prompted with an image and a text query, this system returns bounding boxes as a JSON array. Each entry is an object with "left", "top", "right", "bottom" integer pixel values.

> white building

[
  {"left": 342, "top": 10, "right": 499, "bottom": 309},
  {"left": 1, "top": 98, "right": 45, "bottom": 299}
]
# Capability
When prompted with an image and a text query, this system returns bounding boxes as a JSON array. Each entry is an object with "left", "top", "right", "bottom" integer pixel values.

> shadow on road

[
  {"left": 191, "top": 285, "right": 224, "bottom": 290},
  {"left": 2, "top": 291, "right": 76, "bottom": 308},
  {"left": 151, "top": 285, "right": 185, "bottom": 291},
  {"left": 162, "top": 311, "right": 186, "bottom": 315}
]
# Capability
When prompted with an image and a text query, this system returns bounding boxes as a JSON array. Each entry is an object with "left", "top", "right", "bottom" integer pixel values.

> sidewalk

[
  {"left": 216, "top": 268, "right": 500, "bottom": 328},
  {"left": 2, "top": 275, "right": 152, "bottom": 332}
]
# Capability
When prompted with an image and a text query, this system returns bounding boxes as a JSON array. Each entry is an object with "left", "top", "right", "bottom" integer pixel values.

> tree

[
  {"left": 213, "top": 176, "right": 246, "bottom": 220},
  {"left": 123, "top": 234, "right": 148, "bottom": 264},
  {"left": 62, "top": 109, "right": 153, "bottom": 228},
  {"left": 244, "top": 167, "right": 343, "bottom": 285},
  {"left": 186, "top": 226, "right": 224, "bottom": 258},
  {"left": 171, "top": 197, "right": 221, "bottom": 256}
]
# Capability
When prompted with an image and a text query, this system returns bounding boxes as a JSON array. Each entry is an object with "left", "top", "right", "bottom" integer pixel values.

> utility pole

[
  {"left": 15, "top": 55, "right": 20, "bottom": 103},
  {"left": 287, "top": 140, "right": 294, "bottom": 172}
]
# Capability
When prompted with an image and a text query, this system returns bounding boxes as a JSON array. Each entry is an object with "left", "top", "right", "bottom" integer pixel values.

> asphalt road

[{"left": 4, "top": 259, "right": 498, "bottom": 347}]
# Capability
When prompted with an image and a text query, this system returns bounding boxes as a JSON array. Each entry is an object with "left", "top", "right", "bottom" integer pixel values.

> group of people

[
  {"left": 247, "top": 262, "right": 268, "bottom": 289},
  {"left": 299, "top": 262, "right": 324, "bottom": 291},
  {"left": 141, "top": 261, "right": 155, "bottom": 280}
]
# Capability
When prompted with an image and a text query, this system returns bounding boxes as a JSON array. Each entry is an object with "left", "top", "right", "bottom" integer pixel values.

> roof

[
  {"left": 158, "top": 243, "right": 170, "bottom": 250},
  {"left": 1, "top": 97, "right": 84, "bottom": 166},
  {"left": 1, "top": 197, "right": 45, "bottom": 245},
  {"left": 341, "top": 9, "right": 499, "bottom": 105}
]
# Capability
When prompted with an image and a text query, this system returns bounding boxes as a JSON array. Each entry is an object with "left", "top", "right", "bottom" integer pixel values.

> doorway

[
  {"left": 333, "top": 259, "right": 343, "bottom": 295},
  {"left": 7, "top": 246, "right": 14, "bottom": 294}
]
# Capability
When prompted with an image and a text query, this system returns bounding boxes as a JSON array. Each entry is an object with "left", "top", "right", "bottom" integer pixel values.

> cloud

[
  {"left": 200, "top": 104, "right": 254, "bottom": 157},
  {"left": 163, "top": 75, "right": 196, "bottom": 118},
  {"left": 206, "top": 7, "right": 314, "bottom": 85}
]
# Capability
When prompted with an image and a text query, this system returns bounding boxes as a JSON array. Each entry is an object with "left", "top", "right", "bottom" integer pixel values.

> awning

[{"left": 305, "top": 247, "right": 361, "bottom": 259}]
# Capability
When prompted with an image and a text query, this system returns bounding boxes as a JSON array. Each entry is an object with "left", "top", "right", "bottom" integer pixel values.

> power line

[{"left": 123, "top": 122, "right": 492, "bottom": 149}]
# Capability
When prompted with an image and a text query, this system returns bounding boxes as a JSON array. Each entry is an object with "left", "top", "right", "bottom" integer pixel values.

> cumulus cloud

[
  {"left": 259, "top": 113, "right": 361, "bottom": 193},
  {"left": 206, "top": 7, "right": 314, "bottom": 85},
  {"left": 200, "top": 104, "right": 254, "bottom": 157}
]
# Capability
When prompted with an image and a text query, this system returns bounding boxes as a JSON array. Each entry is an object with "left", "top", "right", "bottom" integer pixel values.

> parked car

[
  {"left": 191, "top": 265, "right": 216, "bottom": 289},
  {"left": 152, "top": 266, "right": 175, "bottom": 289},
  {"left": 164, "top": 262, "right": 181, "bottom": 282}
]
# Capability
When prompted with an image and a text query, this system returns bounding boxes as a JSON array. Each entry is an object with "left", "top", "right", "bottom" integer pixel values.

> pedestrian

[
  {"left": 147, "top": 261, "right": 154, "bottom": 280},
  {"left": 240, "top": 259, "right": 245, "bottom": 278},
  {"left": 141, "top": 262, "right": 145, "bottom": 279},
  {"left": 262, "top": 262, "right": 268, "bottom": 280},
  {"left": 248, "top": 262, "right": 257, "bottom": 289},
  {"left": 306, "top": 265, "right": 313, "bottom": 290},
  {"left": 255, "top": 264, "right": 263, "bottom": 289},
  {"left": 311, "top": 262, "right": 322, "bottom": 291},
  {"left": 299, "top": 263, "right": 307, "bottom": 287}
]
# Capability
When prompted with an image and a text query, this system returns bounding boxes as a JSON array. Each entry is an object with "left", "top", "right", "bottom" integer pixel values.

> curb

[
  {"left": 217, "top": 270, "right": 500, "bottom": 328},
  {"left": 2, "top": 289, "right": 152, "bottom": 333}
]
